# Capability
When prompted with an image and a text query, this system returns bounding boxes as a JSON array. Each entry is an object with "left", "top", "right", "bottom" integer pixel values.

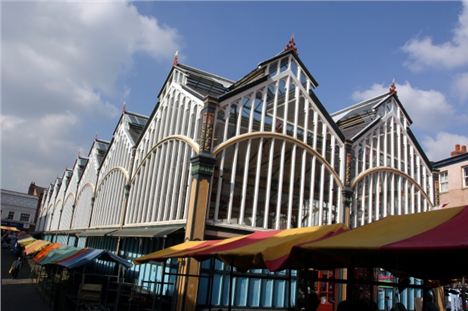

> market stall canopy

[
  {"left": 34, "top": 243, "right": 62, "bottom": 263},
  {"left": 134, "top": 240, "right": 220, "bottom": 264},
  {"left": 294, "top": 206, "right": 468, "bottom": 280},
  {"left": 17, "top": 235, "right": 35, "bottom": 246},
  {"left": 24, "top": 239, "right": 50, "bottom": 255},
  {"left": 134, "top": 224, "right": 346, "bottom": 271},
  {"left": 37, "top": 246, "right": 82, "bottom": 265},
  {"left": 197, "top": 224, "right": 346, "bottom": 271},
  {"left": 55, "top": 248, "right": 132, "bottom": 269},
  {"left": 0, "top": 225, "right": 19, "bottom": 232}
]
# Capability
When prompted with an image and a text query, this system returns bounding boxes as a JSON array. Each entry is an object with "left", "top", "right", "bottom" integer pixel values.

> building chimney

[{"left": 451, "top": 144, "right": 468, "bottom": 157}]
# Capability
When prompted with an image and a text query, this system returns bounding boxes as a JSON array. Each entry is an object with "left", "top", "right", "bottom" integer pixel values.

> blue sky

[{"left": 2, "top": 1, "right": 468, "bottom": 191}]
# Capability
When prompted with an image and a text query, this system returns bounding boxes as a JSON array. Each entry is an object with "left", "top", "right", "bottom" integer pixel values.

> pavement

[{"left": 1, "top": 247, "right": 50, "bottom": 311}]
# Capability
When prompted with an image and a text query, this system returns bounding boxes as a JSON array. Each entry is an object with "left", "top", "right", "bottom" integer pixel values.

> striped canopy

[
  {"left": 0, "top": 225, "right": 19, "bottom": 232},
  {"left": 134, "top": 224, "right": 347, "bottom": 271},
  {"left": 34, "top": 243, "right": 62, "bottom": 263},
  {"left": 35, "top": 245, "right": 132, "bottom": 269},
  {"left": 55, "top": 248, "right": 132, "bottom": 269},
  {"left": 37, "top": 246, "right": 82, "bottom": 265},
  {"left": 294, "top": 206, "right": 468, "bottom": 279},
  {"left": 134, "top": 240, "right": 225, "bottom": 264},
  {"left": 24, "top": 239, "right": 50, "bottom": 255},
  {"left": 18, "top": 235, "right": 35, "bottom": 246}
]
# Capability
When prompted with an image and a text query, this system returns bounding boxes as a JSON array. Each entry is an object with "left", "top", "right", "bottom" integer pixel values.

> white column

[
  {"left": 327, "top": 136, "right": 335, "bottom": 225},
  {"left": 318, "top": 123, "right": 327, "bottom": 225},
  {"left": 264, "top": 81, "right": 280, "bottom": 228},
  {"left": 298, "top": 99, "right": 309, "bottom": 228},
  {"left": 251, "top": 90, "right": 268, "bottom": 227},
  {"left": 308, "top": 112, "right": 318, "bottom": 226},
  {"left": 227, "top": 100, "right": 243, "bottom": 224},
  {"left": 410, "top": 146, "right": 416, "bottom": 214},
  {"left": 368, "top": 133, "right": 374, "bottom": 223},
  {"left": 397, "top": 122, "right": 402, "bottom": 215},
  {"left": 390, "top": 117, "right": 395, "bottom": 215},
  {"left": 383, "top": 119, "right": 388, "bottom": 218},
  {"left": 240, "top": 96, "right": 255, "bottom": 225}
]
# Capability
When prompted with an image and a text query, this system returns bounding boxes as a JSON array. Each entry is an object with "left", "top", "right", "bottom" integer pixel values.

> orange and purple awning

[
  {"left": 33, "top": 243, "right": 62, "bottom": 262},
  {"left": 24, "top": 239, "right": 50, "bottom": 255}
]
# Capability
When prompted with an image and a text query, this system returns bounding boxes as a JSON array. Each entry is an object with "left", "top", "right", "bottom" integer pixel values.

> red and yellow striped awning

[
  {"left": 134, "top": 224, "right": 346, "bottom": 271},
  {"left": 134, "top": 240, "right": 230, "bottom": 264},
  {"left": 294, "top": 206, "right": 468, "bottom": 279},
  {"left": 24, "top": 239, "right": 50, "bottom": 255}
]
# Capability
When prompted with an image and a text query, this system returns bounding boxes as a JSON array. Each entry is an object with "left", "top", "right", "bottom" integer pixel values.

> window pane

[{"left": 279, "top": 57, "right": 288, "bottom": 73}]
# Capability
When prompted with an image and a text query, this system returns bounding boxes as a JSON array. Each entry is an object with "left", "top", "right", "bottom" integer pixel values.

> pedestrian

[{"left": 9, "top": 256, "right": 23, "bottom": 279}]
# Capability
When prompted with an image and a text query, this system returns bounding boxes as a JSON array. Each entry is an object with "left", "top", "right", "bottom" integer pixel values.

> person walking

[{"left": 9, "top": 256, "right": 23, "bottom": 279}]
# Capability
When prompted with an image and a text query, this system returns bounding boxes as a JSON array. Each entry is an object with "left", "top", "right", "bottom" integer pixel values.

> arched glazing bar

[
  {"left": 349, "top": 99, "right": 434, "bottom": 228},
  {"left": 125, "top": 78, "right": 203, "bottom": 226},
  {"left": 208, "top": 54, "right": 345, "bottom": 230}
]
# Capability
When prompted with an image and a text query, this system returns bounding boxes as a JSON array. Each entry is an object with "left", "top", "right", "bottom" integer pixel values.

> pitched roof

[
  {"left": 123, "top": 111, "right": 148, "bottom": 145},
  {"left": 176, "top": 63, "right": 233, "bottom": 98},
  {"left": 332, "top": 92, "right": 392, "bottom": 140}
]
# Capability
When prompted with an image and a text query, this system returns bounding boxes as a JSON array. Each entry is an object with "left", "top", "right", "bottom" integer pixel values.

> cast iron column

[{"left": 176, "top": 96, "right": 218, "bottom": 311}]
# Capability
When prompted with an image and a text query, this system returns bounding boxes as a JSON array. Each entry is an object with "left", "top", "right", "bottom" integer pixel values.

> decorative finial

[
  {"left": 389, "top": 79, "right": 397, "bottom": 94},
  {"left": 121, "top": 103, "right": 127, "bottom": 114},
  {"left": 173, "top": 50, "right": 179, "bottom": 66},
  {"left": 95, "top": 133, "right": 98, "bottom": 140},
  {"left": 284, "top": 34, "right": 297, "bottom": 54}
]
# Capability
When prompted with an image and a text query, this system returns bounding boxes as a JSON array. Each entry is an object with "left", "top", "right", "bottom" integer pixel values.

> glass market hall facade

[{"left": 36, "top": 42, "right": 436, "bottom": 310}]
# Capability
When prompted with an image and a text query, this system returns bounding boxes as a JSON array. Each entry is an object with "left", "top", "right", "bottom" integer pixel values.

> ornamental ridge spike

[
  {"left": 284, "top": 34, "right": 298, "bottom": 54},
  {"left": 389, "top": 79, "right": 397, "bottom": 94},
  {"left": 173, "top": 50, "right": 179, "bottom": 66}
]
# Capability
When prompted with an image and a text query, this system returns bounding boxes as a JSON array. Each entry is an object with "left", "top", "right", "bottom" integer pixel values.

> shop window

[{"left": 439, "top": 171, "right": 448, "bottom": 193}]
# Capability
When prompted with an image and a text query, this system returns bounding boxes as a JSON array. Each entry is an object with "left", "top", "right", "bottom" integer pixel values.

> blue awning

[{"left": 56, "top": 248, "right": 131, "bottom": 269}]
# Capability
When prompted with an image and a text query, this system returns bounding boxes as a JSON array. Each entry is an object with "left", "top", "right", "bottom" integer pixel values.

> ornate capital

[{"left": 191, "top": 153, "right": 216, "bottom": 179}]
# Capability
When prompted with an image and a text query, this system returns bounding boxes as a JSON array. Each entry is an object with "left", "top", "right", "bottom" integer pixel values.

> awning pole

[
  {"left": 228, "top": 264, "right": 234, "bottom": 311},
  {"left": 159, "top": 258, "right": 167, "bottom": 310},
  {"left": 288, "top": 269, "right": 292, "bottom": 309},
  {"left": 207, "top": 258, "right": 215, "bottom": 311}
]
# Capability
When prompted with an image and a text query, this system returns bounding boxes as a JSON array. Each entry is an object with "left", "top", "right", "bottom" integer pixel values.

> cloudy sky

[{"left": 1, "top": 1, "right": 468, "bottom": 192}]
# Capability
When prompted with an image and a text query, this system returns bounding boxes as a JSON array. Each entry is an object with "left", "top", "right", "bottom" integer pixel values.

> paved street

[{"left": 1, "top": 248, "right": 50, "bottom": 311}]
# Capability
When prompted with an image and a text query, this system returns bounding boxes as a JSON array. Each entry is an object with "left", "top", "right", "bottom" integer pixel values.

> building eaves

[
  {"left": 307, "top": 90, "right": 345, "bottom": 142},
  {"left": 432, "top": 152, "right": 468, "bottom": 169},
  {"left": 177, "top": 63, "right": 234, "bottom": 86},
  {"left": 0, "top": 189, "right": 40, "bottom": 200}
]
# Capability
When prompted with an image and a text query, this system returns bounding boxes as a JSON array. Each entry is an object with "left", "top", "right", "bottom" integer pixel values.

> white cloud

[
  {"left": 453, "top": 72, "right": 468, "bottom": 101},
  {"left": 352, "top": 82, "right": 465, "bottom": 133},
  {"left": 1, "top": 2, "right": 180, "bottom": 191},
  {"left": 402, "top": 1, "right": 468, "bottom": 71},
  {"left": 422, "top": 132, "right": 468, "bottom": 161}
]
